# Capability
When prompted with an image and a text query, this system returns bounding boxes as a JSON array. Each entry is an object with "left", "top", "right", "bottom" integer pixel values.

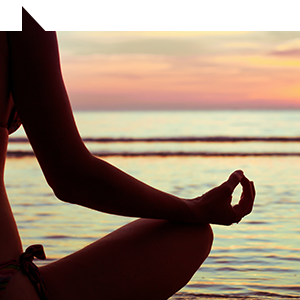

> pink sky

[{"left": 56, "top": 31, "right": 300, "bottom": 110}]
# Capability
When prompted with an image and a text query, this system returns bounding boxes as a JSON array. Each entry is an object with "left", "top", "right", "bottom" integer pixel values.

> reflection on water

[{"left": 4, "top": 155, "right": 300, "bottom": 299}]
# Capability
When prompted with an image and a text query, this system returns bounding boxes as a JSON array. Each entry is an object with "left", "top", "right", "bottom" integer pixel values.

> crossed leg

[{"left": 40, "top": 219, "right": 213, "bottom": 300}]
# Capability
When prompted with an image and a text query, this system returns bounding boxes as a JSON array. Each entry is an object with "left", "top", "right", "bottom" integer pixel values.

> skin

[{"left": 0, "top": 8, "right": 255, "bottom": 299}]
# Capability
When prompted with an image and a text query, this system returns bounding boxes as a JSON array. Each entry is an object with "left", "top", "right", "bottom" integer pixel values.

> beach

[{"left": 5, "top": 110, "right": 300, "bottom": 299}]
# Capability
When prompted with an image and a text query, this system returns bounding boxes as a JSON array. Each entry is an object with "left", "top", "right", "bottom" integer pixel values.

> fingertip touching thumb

[{"left": 226, "top": 170, "right": 244, "bottom": 190}]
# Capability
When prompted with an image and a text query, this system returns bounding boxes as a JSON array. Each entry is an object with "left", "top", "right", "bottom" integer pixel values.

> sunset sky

[{"left": 56, "top": 31, "right": 300, "bottom": 110}]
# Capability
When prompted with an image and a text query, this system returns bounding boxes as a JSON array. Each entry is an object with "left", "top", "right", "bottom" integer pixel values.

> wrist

[
  {"left": 171, "top": 197, "right": 197, "bottom": 224},
  {"left": 181, "top": 197, "right": 208, "bottom": 224}
]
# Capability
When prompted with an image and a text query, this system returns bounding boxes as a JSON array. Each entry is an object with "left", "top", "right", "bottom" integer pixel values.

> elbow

[
  {"left": 44, "top": 153, "right": 101, "bottom": 206},
  {"left": 52, "top": 185, "right": 76, "bottom": 204},
  {"left": 47, "top": 176, "right": 80, "bottom": 205},
  {"left": 44, "top": 153, "right": 96, "bottom": 205}
]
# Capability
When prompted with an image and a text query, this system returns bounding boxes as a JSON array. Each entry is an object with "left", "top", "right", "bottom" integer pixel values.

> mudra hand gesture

[{"left": 189, "top": 170, "right": 255, "bottom": 225}]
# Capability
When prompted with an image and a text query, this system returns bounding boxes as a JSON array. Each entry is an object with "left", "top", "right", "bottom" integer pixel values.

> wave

[
  {"left": 8, "top": 135, "right": 300, "bottom": 157},
  {"left": 7, "top": 150, "right": 300, "bottom": 158},
  {"left": 8, "top": 136, "right": 300, "bottom": 143}
]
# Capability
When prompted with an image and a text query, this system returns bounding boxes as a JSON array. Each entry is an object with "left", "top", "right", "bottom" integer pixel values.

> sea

[{"left": 5, "top": 110, "right": 300, "bottom": 300}]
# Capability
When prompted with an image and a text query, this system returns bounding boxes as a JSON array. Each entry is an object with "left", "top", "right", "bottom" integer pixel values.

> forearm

[{"left": 54, "top": 155, "right": 193, "bottom": 222}]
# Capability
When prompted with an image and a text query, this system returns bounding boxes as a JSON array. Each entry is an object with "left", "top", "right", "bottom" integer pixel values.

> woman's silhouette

[{"left": 0, "top": 9, "right": 255, "bottom": 300}]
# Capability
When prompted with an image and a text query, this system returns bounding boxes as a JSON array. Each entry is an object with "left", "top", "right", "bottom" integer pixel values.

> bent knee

[
  {"left": 203, "top": 223, "right": 214, "bottom": 245},
  {"left": 175, "top": 223, "right": 213, "bottom": 279},
  {"left": 187, "top": 223, "right": 213, "bottom": 262},
  {"left": 203, "top": 223, "right": 214, "bottom": 254},
  {"left": 197, "top": 223, "right": 213, "bottom": 253}
]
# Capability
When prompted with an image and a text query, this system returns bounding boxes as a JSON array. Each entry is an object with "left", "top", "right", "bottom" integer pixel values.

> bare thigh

[{"left": 40, "top": 218, "right": 213, "bottom": 300}]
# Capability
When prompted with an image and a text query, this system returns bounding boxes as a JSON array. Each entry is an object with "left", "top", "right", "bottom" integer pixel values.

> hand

[{"left": 189, "top": 170, "right": 255, "bottom": 225}]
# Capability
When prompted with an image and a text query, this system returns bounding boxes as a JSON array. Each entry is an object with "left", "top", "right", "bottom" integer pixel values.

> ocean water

[{"left": 5, "top": 110, "right": 300, "bottom": 299}]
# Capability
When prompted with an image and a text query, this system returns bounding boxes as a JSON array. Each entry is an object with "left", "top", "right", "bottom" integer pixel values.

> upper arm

[{"left": 8, "top": 7, "right": 91, "bottom": 192}]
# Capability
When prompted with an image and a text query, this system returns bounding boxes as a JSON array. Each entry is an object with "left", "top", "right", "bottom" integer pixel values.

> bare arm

[{"left": 7, "top": 9, "right": 255, "bottom": 224}]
